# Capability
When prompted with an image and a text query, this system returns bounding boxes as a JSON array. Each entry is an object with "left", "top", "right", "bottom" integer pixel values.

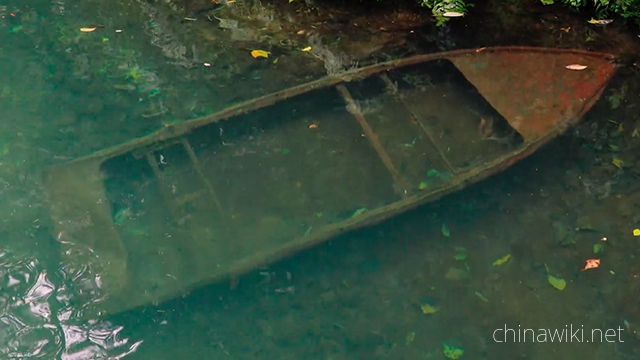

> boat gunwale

[{"left": 49, "top": 46, "right": 617, "bottom": 168}]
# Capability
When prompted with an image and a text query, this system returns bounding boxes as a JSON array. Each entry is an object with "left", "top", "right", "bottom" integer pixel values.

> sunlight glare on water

[{"left": 0, "top": 250, "right": 141, "bottom": 359}]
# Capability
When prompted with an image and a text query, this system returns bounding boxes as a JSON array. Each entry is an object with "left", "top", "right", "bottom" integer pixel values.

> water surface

[{"left": 1, "top": 0, "right": 640, "bottom": 358}]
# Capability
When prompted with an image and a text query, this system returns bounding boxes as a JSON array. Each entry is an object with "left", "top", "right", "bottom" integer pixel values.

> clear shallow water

[{"left": 1, "top": 0, "right": 640, "bottom": 359}]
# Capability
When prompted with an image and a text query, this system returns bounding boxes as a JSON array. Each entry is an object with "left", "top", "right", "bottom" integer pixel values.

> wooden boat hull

[{"left": 43, "top": 47, "right": 617, "bottom": 316}]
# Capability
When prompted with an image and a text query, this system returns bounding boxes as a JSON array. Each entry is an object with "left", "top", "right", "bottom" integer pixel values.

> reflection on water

[
  {"left": 1, "top": 0, "right": 640, "bottom": 358},
  {"left": 0, "top": 251, "right": 141, "bottom": 359}
]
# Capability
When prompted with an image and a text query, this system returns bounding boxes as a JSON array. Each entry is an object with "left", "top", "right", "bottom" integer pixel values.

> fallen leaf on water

[
  {"left": 582, "top": 258, "right": 601, "bottom": 271},
  {"left": 593, "top": 243, "right": 604, "bottom": 254},
  {"left": 565, "top": 64, "right": 588, "bottom": 70},
  {"left": 405, "top": 331, "right": 416, "bottom": 345},
  {"left": 442, "top": 11, "right": 465, "bottom": 17},
  {"left": 474, "top": 291, "right": 489, "bottom": 302},
  {"left": 9, "top": 25, "right": 23, "bottom": 33},
  {"left": 308, "top": 123, "right": 318, "bottom": 129},
  {"left": 547, "top": 274, "right": 566, "bottom": 291},
  {"left": 442, "top": 343, "right": 464, "bottom": 359},
  {"left": 351, "top": 207, "right": 367, "bottom": 218},
  {"left": 427, "top": 169, "right": 441, "bottom": 178},
  {"left": 250, "top": 49, "right": 270, "bottom": 59},
  {"left": 587, "top": 18, "right": 613, "bottom": 25},
  {"left": 492, "top": 254, "right": 512, "bottom": 266},
  {"left": 80, "top": 27, "right": 97, "bottom": 32},
  {"left": 420, "top": 303, "right": 439, "bottom": 315},
  {"left": 612, "top": 158, "right": 624, "bottom": 169},
  {"left": 633, "top": 228, "right": 640, "bottom": 237},
  {"left": 441, "top": 223, "right": 451, "bottom": 238},
  {"left": 301, "top": 46, "right": 312, "bottom": 52},
  {"left": 453, "top": 247, "right": 467, "bottom": 261}
]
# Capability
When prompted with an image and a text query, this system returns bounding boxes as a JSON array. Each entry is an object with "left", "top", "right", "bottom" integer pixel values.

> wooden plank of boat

[{"left": 43, "top": 46, "right": 617, "bottom": 317}]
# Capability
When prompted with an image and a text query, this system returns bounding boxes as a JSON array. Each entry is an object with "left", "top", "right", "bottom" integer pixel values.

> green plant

[
  {"left": 421, "top": 0, "right": 471, "bottom": 25},
  {"left": 420, "top": 0, "right": 640, "bottom": 25},
  {"left": 542, "top": 0, "right": 640, "bottom": 24}
]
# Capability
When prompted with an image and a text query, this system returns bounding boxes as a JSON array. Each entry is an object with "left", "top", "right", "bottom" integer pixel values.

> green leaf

[
  {"left": 593, "top": 243, "right": 604, "bottom": 254},
  {"left": 9, "top": 25, "right": 23, "bottom": 33},
  {"left": 454, "top": 252, "right": 467, "bottom": 261},
  {"left": 427, "top": 169, "right": 441, "bottom": 178},
  {"left": 441, "top": 223, "right": 451, "bottom": 238},
  {"left": 540, "top": 0, "right": 554, "bottom": 4},
  {"left": 418, "top": 181, "right": 428, "bottom": 190},
  {"left": 405, "top": 331, "right": 416, "bottom": 345},
  {"left": 547, "top": 275, "right": 566, "bottom": 291},
  {"left": 474, "top": 291, "right": 489, "bottom": 302},
  {"left": 420, "top": 303, "right": 439, "bottom": 315},
  {"left": 492, "top": 254, "right": 512, "bottom": 266},
  {"left": 351, "top": 207, "right": 367, "bottom": 218},
  {"left": 442, "top": 343, "right": 464, "bottom": 359}
]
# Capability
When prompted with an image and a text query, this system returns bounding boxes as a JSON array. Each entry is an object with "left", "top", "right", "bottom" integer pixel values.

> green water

[{"left": 2, "top": 0, "right": 640, "bottom": 358}]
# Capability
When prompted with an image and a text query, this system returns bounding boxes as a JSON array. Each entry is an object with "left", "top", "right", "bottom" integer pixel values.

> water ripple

[{"left": 0, "top": 251, "right": 141, "bottom": 359}]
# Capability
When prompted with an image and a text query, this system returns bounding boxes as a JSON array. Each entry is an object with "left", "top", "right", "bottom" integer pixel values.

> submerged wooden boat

[{"left": 44, "top": 46, "right": 617, "bottom": 316}]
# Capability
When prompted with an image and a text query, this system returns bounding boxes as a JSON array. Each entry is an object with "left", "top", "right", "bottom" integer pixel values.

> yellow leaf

[
  {"left": 565, "top": 64, "right": 588, "bottom": 70},
  {"left": 420, "top": 303, "right": 438, "bottom": 315},
  {"left": 633, "top": 228, "right": 640, "bottom": 237},
  {"left": 80, "top": 27, "right": 97, "bottom": 32},
  {"left": 587, "top": 18, "right": 613, "bottom": 25},
  {"left": 301, "top": 46, "right": 312, "bottom": 52},
  {"left": 612, "top": 158, "right": 624, "bottom": 169},
  {"left": 492, "top": 254, "right": 511, "bottom": 266},
  {"left": 250, "top": 49, "right": 270, "bottom": 59}
]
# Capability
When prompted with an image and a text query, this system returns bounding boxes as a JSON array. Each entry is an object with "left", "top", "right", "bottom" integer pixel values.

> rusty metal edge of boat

[{"left": 43, "top": 46, "right": 618, "bottom": 316}]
